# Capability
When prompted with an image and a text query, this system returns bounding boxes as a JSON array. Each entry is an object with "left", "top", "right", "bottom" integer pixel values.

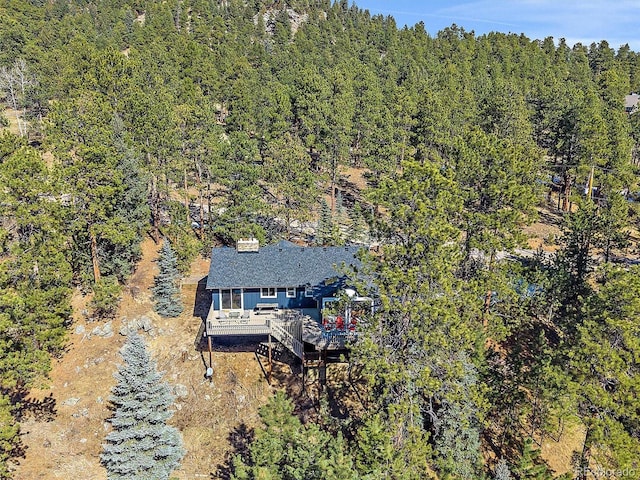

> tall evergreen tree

[
  {"left": 151, "top": 240, "right": 184, "bottom": 317},
  {"left": 264, "top": 132, "right": 319, "bottom": 240},
  {"left": 568, "top": 266, "right": 640, "bottom": 476},
  {"left": 552, "top": 200, "right": 601, "bottom": 328},
  {"left": 316, "top": 198, "right": 333, "bottom": 246},
  {"left": 101, "top": 333, "right": 184, "bottom": 480},
  {"left": 0, "top": 139, "right": 72, "bottom": 387},
  {"left": 347, "top": 202, "right": 368, "bottom": 245},
  {"left": 355, "top": 159, "right": 485, "bottom": 479},
  {"left": 48, "top": 92, "right": 143, "bottom": 285}
]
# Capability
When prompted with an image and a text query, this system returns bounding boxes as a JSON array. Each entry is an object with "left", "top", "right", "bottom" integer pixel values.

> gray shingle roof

[
  {"left": 206, "top": 240, "right": 362, "bottom": 289},
  {"left": 625, "top": 93, "right": 639, "bottom": 111}
]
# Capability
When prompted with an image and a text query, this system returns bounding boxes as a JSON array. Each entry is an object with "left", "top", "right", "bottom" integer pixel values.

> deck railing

[
  {"left": 205, "top": 320, "right": 271, "bottom": 336},
  {"left": 270, "top": 318, "right": 304, "bottom": 359},
  {"left": 205, "top": 309, "right": 305, "bottom": 360},
  {"left": 204, "top": 309, "right": 353, "bottom": 359}
]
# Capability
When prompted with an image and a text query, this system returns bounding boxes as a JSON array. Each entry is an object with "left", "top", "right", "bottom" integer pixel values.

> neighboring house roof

[
  {"left": 625, "top": 93, "right": 639, "bottom": 113},
  {"left": 206, "top": 240, "right": 362, "bottom": 290}
]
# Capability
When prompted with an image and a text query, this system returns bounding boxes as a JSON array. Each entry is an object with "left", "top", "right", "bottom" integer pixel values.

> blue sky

[{"left": 353, "top": 1, "right": 640, "bottom": 51}]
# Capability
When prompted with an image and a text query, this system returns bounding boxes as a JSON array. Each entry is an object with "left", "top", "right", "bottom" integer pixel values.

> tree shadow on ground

[
  {"left": 269, "top": 355, "right": 363, "bottom": 425},
  {"left": 538, "top": 208, "right": 563, "bottom": 226},
  {"left": 212, "top": 423, "right": 255, "bottom": 480},
  {"left": 268, "top": 357, "right": 316, "bottom": 415},
  {"left": 0, "top": 387, "right": 57, "bottom": 469},
  {"left": 8, "top": 388, "right": 57, "bottom": 423},
  {"left": 481, "top": 315, "right": 567, "bottom": 469}
]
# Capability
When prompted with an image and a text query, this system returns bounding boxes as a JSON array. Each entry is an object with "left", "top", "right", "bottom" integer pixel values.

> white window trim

[
  {"left": 304, "top": 286, "right": 314, "bottom": 298},
  {"left": 286, "top": 287, "right": 296, "bottom": 298},
  {"left": 219, "top": 288, "right": 243, "bottom": 311},
  {"left": 260, "top": 287, "right": 277, "bottom": 298}
]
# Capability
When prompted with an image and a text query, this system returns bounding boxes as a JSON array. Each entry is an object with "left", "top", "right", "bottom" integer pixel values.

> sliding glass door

[{"left": 220, "top": 288, "right": 242, "bottom": 310}]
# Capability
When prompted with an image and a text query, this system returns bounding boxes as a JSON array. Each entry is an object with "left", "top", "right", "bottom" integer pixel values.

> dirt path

[{"left": 13, "top": 237, "right": 272, "bottom": 479}]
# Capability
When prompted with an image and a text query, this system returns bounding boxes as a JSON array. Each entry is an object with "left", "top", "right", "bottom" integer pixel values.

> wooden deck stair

[{"left": 270, "top": 320, "right": 304, "bottom": 360}]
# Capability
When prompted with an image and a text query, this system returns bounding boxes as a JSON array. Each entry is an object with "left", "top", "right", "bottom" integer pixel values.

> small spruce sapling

[
  {"left": 316, "top": 199, "right": 333, "bottom": 246},
  {"left": 348, "top": 202, "right": 368, "bottom": 244},
  {"left": 151, "top": 240, "right": 184, "bottom": 317},
  {"left": 335, "top": 189, "right": 345, "bottom": 216}
]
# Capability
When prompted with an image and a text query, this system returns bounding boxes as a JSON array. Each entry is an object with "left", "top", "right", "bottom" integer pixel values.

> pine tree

[
  {"left": 232, "top": 391, "right": 358, "bottom": 480},
  {"left": 355, "top": 159, "right": 485, "bottom": 478},
  {"left": 512, "top": 438, "right": 555, "bottom": 480},
  {"left": 348, "top": 202, "right": 368, "bottom": 244},
  {"left": 568, "top": 266, "right": 640, "bottom": 474},
  {"left": 263, "top": 132, "right": 319, "bottom": 239},
  {"left": 0, "top": 394, "right": 19, "bottom": 480},
  {"left": 316, "top": 199, "right": 333, "bottom": 246},
  {"left": 151, "top": 240, "right": 184, "bottom": 317},
  {"left": 101, "top": 333, "right": 184, "bottom": 480}
]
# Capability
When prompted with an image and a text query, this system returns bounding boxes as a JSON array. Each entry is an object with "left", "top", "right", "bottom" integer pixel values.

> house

[
  {"left": 203, "top": 238, "right": 370, "bottom": 384},
  {"left": 205, "top": 239, "right": 362, "bottom": 321},
  {"left": 625, "top": 93, "right": 639, "bottom": 114}
]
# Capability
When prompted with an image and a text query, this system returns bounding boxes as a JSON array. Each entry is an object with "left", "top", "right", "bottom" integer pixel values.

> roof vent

[{"left": 236, "top": 238, "right": 259, "bottom": 252}]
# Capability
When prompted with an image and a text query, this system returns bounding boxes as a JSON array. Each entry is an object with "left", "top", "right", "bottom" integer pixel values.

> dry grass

[
  {"left": 339, "top": 165, "right": 371, "bottom": 192},
  {"left": 13, "top": 238, "right": 273, "bottom": 480},
  {"left": 540, "top": 423, "right": 585, "bottom": 477},
  {"left": 2, "top": 107, "right": 22, "bottom": 136}
]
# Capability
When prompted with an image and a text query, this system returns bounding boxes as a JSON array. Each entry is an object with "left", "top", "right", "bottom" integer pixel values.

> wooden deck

[
  {"left": 301, "top": 316, "right": 355, "bottom": 350},
  {"left": 205, "top": 308, "right": 304, "bottom": 357},
  {"left": 206, "top": 307, "right": 299, "bottom": 335},
  {"left": 205, "top": 307, "right": 356, "bottom": 360}
]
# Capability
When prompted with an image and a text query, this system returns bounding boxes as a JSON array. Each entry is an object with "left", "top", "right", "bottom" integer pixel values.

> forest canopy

[{"left": 1, "top": 1, "right": 640, "bottom": 478}]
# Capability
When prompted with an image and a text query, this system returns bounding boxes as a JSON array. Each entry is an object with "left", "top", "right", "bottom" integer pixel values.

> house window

[
  {"left": 221, "top": 288, "right": 242, "bottom": 310},
  {"left": 304, "top": 285, "right": 314, "bottom": 298},
  {"left": 286, "top": 287, "right": 296, "bottom": 298},
  {"left": 261, "top": 287, "right": 277, "bottom": 298}
]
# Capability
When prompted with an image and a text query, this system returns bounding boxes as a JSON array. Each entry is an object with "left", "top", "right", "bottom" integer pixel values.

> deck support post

[
  {"left": 302, "top": 355, "right": 306, "bottom": 391},
  {"left": 268, "top": 333, "right": 272, "bottom": 384},
  {"left": 207, "top": 335, "right": 213, "bottom": 368},
  {"left": 319, "top": 349, "right": 327, "bottom": 389}
]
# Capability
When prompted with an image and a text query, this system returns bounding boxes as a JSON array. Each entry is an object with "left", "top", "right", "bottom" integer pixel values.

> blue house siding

[
  {"left": 243, "top": 289, "right": 262, "bottom": 309},
  {"left": 287, "top": 288, "right": 318, "bottom": 309},
  {"left": 245, "top": 288, "right": 319, "bottom": 310},
  {"left": 211, "top": 286, "right": 324, "bottom": 311},
  {"left": 207, "top": 241, "right": 362, "bottom": 318}
]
